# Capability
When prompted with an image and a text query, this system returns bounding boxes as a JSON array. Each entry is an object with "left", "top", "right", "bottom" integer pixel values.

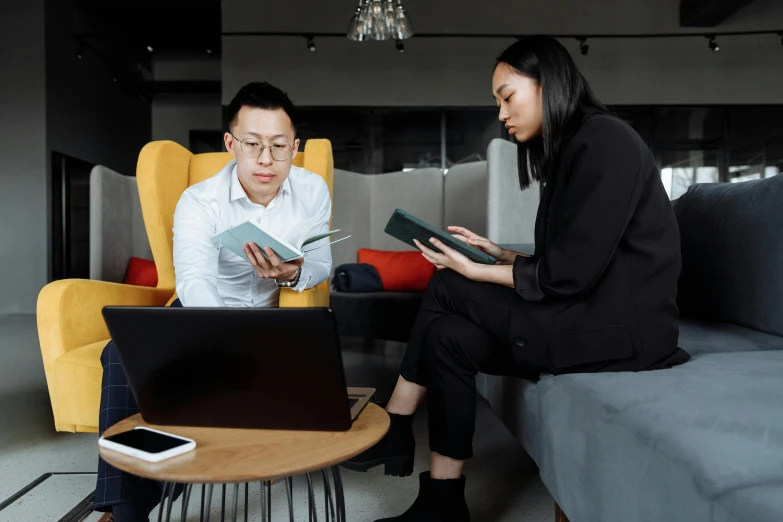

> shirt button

[{"left": 515, "top": 337, "right": 527, "bottom": 347}]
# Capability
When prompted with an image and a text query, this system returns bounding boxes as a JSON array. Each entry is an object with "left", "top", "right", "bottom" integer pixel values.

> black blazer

[{"left": 510, "top": 113, "right": 690, "bottom": 374}]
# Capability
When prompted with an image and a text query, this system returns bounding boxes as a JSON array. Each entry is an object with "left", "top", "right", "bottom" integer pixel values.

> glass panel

[
  {"left": 444, "top": 109, "right": 503, "bottom": 168},
  {"left": 298, "top": 108, "right": 374, "bottom": 173},
  {"left": 373, "top": 109, "right": 442, "bottom": 173},
  {"left": 612, "top": 107, "right": 654, "bottom": 149},
  {"left": 658, "top": 149, "right": 721, "bottom": 200},
  {"left": 653, "top": 107, "right": 726, "bottom": 144}
]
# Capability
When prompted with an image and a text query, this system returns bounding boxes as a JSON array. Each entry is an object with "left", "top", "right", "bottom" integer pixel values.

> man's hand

[{"left": 244, "top": 242, "right": 304, "bottom": 281}]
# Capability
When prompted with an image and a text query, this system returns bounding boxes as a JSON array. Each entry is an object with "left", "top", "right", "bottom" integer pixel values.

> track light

[
  {"left": 578, "top": 37, "right": 589, "bottom": 56},
  {"left": 708, "top": 36, "right": 720, "bottom": 52},
  {"left": 76, "top": 44, "right": 83, "bottom": 59},
  {"left": 307, "top": 37, "right": 316, "bottom": 52},
  {"left": 395, "top": 40, "right": 404, "bottom": 53},
  {"left": 146, "top": 45, "right": 154, "bottom": 53},
  {"left": 206, "top": 48, "right": 213, "bottom": 55}
]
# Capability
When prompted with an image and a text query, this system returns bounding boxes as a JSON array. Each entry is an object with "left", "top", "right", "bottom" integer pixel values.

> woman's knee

[{"left": 425, "top": 316, "right": 471, "bottom": 365}]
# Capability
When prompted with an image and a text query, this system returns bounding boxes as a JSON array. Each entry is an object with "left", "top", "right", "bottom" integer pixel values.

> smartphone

[{"left": 98, "top": 427, "right": 196, "bottom": 462}]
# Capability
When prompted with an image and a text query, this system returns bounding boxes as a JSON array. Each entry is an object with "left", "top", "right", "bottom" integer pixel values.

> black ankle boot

[
  {"left": 341, "top": 412, "right": 415, "bottom": 476},
  {"left": 375, "top": 471, "right": 470, "bottom": 522}
]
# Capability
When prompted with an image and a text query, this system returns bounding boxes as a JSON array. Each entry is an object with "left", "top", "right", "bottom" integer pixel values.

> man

[{"left": 95, "top": 82, "right": 332, "bottom": 522}]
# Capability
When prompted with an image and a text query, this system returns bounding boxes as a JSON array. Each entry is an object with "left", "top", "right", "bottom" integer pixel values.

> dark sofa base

[{"left": 330, "top": 291, "right": 423, "bottom": 342}]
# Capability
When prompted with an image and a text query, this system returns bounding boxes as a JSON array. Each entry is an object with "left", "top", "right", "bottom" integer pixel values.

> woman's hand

[
  {"left": 414, "top": 238, "right": 478, "bottom": 279},
  {"left": 447, "top": 226, "right": 514, "bottom": 265}
]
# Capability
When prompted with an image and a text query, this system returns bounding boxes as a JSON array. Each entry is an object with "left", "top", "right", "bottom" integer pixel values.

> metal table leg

[{"left": 157, "top": 469, "right": 346, "bottom": 522}]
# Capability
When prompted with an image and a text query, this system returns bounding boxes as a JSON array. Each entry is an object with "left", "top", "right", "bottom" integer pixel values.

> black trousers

[
  {"left": 400, "top": 270, "right": 540, "bottom": 461},
  {"left": 94, "top": 299, "right": 183, "bottom": 513}
]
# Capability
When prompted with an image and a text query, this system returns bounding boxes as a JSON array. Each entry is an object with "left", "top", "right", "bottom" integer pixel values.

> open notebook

[{"left": 213, "top": 215, "right": 350, "bottom": 263}]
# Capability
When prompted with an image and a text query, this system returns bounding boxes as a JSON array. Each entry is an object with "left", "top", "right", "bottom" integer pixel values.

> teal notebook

[{"left": 213, "top": 221, "right": 348, "bottom": 263}]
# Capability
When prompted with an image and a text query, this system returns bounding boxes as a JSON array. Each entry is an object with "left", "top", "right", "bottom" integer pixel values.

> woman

[{"left": 341, "top": 35, "right": 690, "bottom": 521}]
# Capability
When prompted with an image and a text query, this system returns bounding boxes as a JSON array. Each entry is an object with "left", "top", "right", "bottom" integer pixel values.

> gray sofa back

[
  {"left": 89, "top": 166, "right": 151, "bottom": 282},
  {"left": 444, "top": 161, "right": 489, "bottom": 238},
  {"left": 673, "top": 174, "right": 783, "bottom": 336},
  {"left": 486, "top": 138, "right": 540, "bottom": 245},
  {"left": 332, "top": 168, "right": 444, "bottom": 270}
]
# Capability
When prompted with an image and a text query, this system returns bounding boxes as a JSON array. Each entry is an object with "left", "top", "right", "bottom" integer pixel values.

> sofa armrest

[{"left": 279, "top": 280, "right": 330, "bottom": 308}]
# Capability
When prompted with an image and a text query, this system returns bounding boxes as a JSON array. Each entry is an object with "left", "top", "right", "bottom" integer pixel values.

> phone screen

[{"left": 104, "top": 429, "right": 189, "bottom": 454}]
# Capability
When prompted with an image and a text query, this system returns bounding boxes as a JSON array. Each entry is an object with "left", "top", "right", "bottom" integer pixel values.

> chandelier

[{"left": 347, "top": 0, "right": 413, "bottom": 42}]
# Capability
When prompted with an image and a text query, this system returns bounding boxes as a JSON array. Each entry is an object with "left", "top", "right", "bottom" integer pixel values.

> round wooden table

[{"left": 99, "top": 403, "right": 389, "bottom": 522}]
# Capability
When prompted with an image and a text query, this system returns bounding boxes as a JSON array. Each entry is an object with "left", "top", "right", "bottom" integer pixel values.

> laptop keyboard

[{"left": 348, "top": 397, "right": 359, "bottom": 408}]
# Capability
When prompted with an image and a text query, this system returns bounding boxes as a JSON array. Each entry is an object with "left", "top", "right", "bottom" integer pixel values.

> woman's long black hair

[{"left": 496, "top": 35, "right": 609, "bottom": 189}]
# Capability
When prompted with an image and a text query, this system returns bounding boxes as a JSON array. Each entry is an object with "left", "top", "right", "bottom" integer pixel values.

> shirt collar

[{"left": 230, "top": 163, "right": 294, "bottom": 203}]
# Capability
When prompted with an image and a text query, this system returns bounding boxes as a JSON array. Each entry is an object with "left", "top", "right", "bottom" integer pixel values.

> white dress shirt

[{"left": 173, "top": 160, "right": 332, "bottom": 308}]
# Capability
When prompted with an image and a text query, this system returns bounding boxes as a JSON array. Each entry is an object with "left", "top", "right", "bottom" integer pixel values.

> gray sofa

[
  {"left": 330, "top": 138, "right": 539, "bottom": 341},
  {"left": 477, "top": 173, "right": 783, "bottom": 522}
]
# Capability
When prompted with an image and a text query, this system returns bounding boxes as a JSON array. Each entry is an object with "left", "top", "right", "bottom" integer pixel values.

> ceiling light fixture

[{"left": 347, "top": 0, "right": 413, "bottom": 43}]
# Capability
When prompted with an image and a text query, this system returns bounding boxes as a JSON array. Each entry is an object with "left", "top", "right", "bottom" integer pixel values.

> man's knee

[{"left": 100, "top": 340, "right": 116, "bottom": 367}]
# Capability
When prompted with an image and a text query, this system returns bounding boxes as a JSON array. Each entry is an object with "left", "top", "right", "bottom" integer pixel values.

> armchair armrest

[
  {"left": 37, "top": 279, "right": 173, "bottom": 432},
  {"left": 279, "top": 280, "right": 330, "bottom": 308},
  {"left": 37, "top": 279, "right": 173, "bottom": 371}
]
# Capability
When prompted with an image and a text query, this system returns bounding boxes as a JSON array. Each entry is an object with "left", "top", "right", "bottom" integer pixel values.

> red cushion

[
  {"left": 357, "top": 248, "right": 436, "bottom": 292},
  {"left": 123, "top": 257, "right": 158, "bottom": 287}
]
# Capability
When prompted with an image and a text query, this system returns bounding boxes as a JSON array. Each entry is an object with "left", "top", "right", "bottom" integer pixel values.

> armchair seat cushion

[{"left": 55, "top": 339, "right": 107, "bottom": 430}]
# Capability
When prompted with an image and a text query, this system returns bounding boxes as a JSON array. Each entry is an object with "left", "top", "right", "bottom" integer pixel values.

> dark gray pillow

[{"left": 673, "top": 174, "right": 783, "bottom": 336}]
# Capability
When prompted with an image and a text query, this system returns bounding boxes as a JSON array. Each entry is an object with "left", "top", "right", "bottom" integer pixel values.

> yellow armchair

[{"left": 37, "top": 139, "right": 334, "bottom": 432}]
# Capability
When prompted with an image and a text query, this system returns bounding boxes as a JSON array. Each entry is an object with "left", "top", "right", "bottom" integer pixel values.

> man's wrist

[
  {"left": 279, "top": 269, "right": 299, "bottom": 282},
  {"left": 275, "top": 266, "right": 302, "bottom": 287}
]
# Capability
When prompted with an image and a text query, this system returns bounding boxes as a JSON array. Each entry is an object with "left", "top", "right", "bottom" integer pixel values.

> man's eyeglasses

[{"left": 231, "top": 134, "right": 294, "bottom": 161}]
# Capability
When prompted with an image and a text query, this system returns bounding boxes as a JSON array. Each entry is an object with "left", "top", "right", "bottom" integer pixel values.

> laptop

[{"left": 101, "top": 306, "right": 374, "bottom": 432}]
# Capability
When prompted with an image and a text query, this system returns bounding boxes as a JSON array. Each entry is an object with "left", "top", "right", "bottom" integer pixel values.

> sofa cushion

[
  {"left": 673, "top": 174, "right": 783, "bottom": 336},
  {"left": 358, "top": 249, "right": 435, "bottom": 292},
  {"left": 679, "top": 318, "right": 783, "bottom": 355},
  {"left": 55, "top": 339, "right": 107, "bottom": 429},
  {"left": 123, "top": 256, "right": 158, "bottom": 287},
  {"left": 532, "top": 351, "right": 783, "bottom": 522},
  {"left": 714, "top": 483, "right": 783, "bottom": 522}
]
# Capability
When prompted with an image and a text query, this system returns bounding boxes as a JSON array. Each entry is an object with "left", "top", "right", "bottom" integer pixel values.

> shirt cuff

[
  {"left": 291, "top": 264, "right": 312, "bottom": 292},
  {"left": 512, "top": 256, "right": 545, "bottom": 302}
]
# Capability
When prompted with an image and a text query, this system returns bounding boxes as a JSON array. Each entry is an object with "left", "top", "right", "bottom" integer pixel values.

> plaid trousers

[{"left": 94, "top": 299, "right": 183, "bottom": 512}]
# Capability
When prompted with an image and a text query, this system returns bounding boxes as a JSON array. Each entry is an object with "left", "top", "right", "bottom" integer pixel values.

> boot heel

[{"left": 384, "top": 456, "right": 414, "bottom": 477}]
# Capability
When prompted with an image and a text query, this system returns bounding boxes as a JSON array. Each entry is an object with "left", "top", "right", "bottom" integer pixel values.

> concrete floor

[{"left": 0, "top": 314, "right": 552, "bottom": 521}]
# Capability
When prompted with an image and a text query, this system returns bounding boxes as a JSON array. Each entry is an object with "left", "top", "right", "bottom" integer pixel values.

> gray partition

[
  {"left": 444, "top": 161, "right": 488, "bottom": 237},
  {"left": 486, "top": 138, "right": 540, "bottom": 245},
  {"left": 89, "top": 166, "right": 151, "bottom": 282},
  {"left": 332, "top": 168, "right": 444, "bottom": 271},
  {"left": 332, "top": 169, "right": 372, "bottom": 270}
]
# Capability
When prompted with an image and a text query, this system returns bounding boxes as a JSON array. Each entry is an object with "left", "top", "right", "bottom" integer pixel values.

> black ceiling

[
  {"left": 679, "top": 0, "right": 758, "bottom": 26},
  {"left": 75, "top": 0, "right": 221, "bottom": 55}
]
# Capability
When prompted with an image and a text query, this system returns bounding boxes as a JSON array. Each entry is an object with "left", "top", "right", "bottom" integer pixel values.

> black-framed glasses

[{"left": 231, "top": 134, "right": 294, "bottom": 161}]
